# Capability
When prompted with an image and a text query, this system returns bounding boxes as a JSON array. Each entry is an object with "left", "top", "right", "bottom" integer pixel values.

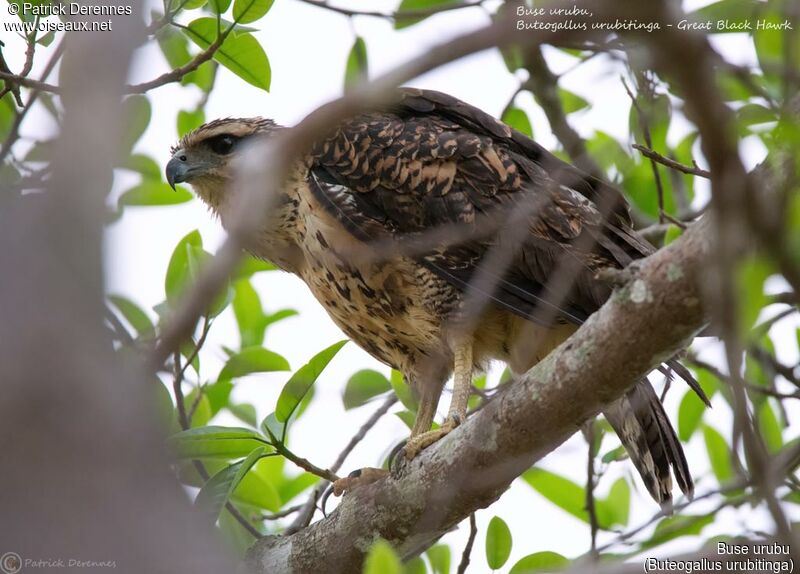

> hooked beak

[{"left": 166, "top": 154, "right": 191, "bottom": 190}]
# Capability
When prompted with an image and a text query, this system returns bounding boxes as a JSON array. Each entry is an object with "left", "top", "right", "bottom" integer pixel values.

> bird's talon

[
  {"left": 403, "top": 414, "right": 464, "bottom": 460},
  {"left": 332, "top": 467, "right": 388, "bottom": 496}
]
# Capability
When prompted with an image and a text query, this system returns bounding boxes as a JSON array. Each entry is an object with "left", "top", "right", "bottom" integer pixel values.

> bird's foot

[
  {"left": 332, "top": 467, "right": 389, "bottom": 496},
  {"left": 403, "top": 414, "right": 462, "bottom": 460}
]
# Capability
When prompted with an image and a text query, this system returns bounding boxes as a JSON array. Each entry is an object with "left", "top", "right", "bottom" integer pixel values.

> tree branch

[
  {"left": 632, "top": 144, "right": 711, "bottom": 179},
  {"left": 242, "top": 217, "right": 712, "bottom": 573}
]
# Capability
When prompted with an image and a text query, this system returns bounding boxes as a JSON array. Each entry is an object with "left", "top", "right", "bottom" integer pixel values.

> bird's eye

[{"left": 209, "top": 134, "right": 237, "bottom": 155}]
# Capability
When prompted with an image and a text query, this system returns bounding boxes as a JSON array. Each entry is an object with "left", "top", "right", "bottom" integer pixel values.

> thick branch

[{"left": 242, "top": 218, "right": 711, "bottom": 573}]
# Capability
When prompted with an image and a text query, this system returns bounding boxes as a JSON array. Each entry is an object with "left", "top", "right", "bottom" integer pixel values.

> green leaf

[
  {"left": 0, "top": 93, "right": 15, "bottom": 140},
  {"left": 601, "top": 445, "right": 628, "bottom": 464},
  {"left": 168, "top": 425, "right": 271, "bottom": 459},
  {"left": 209, "top": 0, "right": 232, "bottom": 15},
  {"left": 219, "top": 346, "right": 290, "bottom": 380},
  {"left": 217, "top": 507, "right": 253, "bottom": 557},
  {"left": 678, "top": 370, "right": 718, "bottom": 441},
  {"left": 121, "top": 95, "right": 151, "bottom": 151},
  {"left": 738, "top": 103, "right": 776, "bottom": 128},
  {"left": 173, "top": 243, "right": 231, "bottom": 318},
  {"left": 395, "top": 410, "right": 416, "bottom": 430},
  {"left": 754, "top": 4, "right": 799, "bottom": 84},
  {"left": 736, "top": 256, "right": 772, "bottom": 334},
  {"left": 165, "top": 230, "right": 203, "bottom": 304},
  {"left": 523, "top": 468, "right": 614, "bottom": 527},
  {"left": 363, "top": 539, "right": 402, "bottom": 574},
  {"left": 264, "top": 308, "right": 299, "bottom": 331},
  {"left": 664, "top": 224, "right": 683, "bottom": 245},
  {"left": 276, "top": 340, "right": 347, "bottom": 422},
  {"left": 228, "top": 403, "right": 257, "bottom": 427},
  {"left": 394, "top": 0, "right": 459, "bottom": 29},
  {"left": 586, "top": 131, "right": 632, "bottom": 173},
  {"left": 120, "top": 181, "right": 193, "bottom": 206},
  {"left": 703, "top": 424, "right": 734, "bottom": 483},
  {"left": 641, "top": 514, "right": 715, "bottom": 550},
  {"left": 756, "top": 400, "right": 783, "bottom": 453},
  {"left": 195, "top": 446, "right": 267, "bottom": 521},
  {"left": 186, "top": 389, "right": 212, "bottom": 427},
  {"left": 164, "top": 230, "right": 203, "bottom": 305},
  {"left": 232, "top": 279, "right": 266, "bottom": 348},
  {"left": 158, "top": 27, "right": 193, "bottom": 69},
  {"left": 343, "top": 369, "right": 391, "bottom": 410},
  {"left": 230, "top": 456, "right": 281, "bottom": 511},
  {"left": 485, "top": 516, "right": 512, "bottom": 569},
  {"left": 390, "top": 369, "right": 418, "bottom": 412},
  {"left": 178, "top": 109, "right": 206, "bottom": 135},
  {"left": 122, "top": 154, "right": 162, "bottom": 178},
  {"left": 108, "top": 295, "right": 154, "bottom": 338},
  {"left": 184, "top": 18, "right": 271, "bottom": 91},
  {"left": 783, "top": 491, "right": 800, "bottom": 505},
  {"left": 260, "top": 411, "right": 283, "bottom": 443},
  {"left": 426, "top": 544, "right": 451, "bottom": 574},
  {"left": 344, "top": 36, "right": 368, "bottom": 92},
  {"left": 502, "top": 107, "right": 533, "bottom": 138},
  {"left": 604, "top": 478, "right": 630, "bottom": 527},
  {"left": 509, "top": 551, "right": 569, "bottom": 573},
  {"left": 621, "top": 159, "right": 662, "bottom": 218},
  {"left": 278, "top": 472, "right": 319, "bottom": 503},
  {"left": 235, "top": 254, "right": 278, "bottom": 277},
  {"left": 558, "top": 88, "right": 589, "bottom": 114},
  {"left": 403, "top": 557, "right": 427, "bottom": 574},
  {"left": 233, "top": 0, "right": 274, "bottom": 23},
  {"left": 206, "top": 379, "right": 234, "bottom": 415},
  {"left": 187, "top": 61, "right": 216, "bottom": 91}
]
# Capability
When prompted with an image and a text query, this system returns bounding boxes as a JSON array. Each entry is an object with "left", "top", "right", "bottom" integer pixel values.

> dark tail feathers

[{"left": 603, "top": 382, "right": 693, "bottom": 510}]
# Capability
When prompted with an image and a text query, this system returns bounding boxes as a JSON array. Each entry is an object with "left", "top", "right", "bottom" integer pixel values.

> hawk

[{"left": 166, "top": 88, "right": 707, "bottom": 507}]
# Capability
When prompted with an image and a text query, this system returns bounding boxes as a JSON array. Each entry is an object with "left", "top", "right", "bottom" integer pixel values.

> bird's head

[{"left": 166, "top": 117, "right": 279, "bottom": 210}]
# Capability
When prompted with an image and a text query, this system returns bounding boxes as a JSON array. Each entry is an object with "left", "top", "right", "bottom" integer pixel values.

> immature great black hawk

[{"left": 166, "top": 88, "right": 707, "bottom": 507}]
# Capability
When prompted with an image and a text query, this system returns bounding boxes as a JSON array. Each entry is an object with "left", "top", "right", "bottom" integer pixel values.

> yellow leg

[{"left": 404, "top": 340, "right": 473, "bottom": 459}]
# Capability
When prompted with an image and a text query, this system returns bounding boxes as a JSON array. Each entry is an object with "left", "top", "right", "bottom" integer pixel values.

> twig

[
  {"left": 622, "top": 76, "right": 668, "bottom": 223},
  {"left": 0, "top": 71, "right": 61, "bottom": 94},
  {"left": 596, "top": 480, "right": 748, "bottom": 553},
  {"left": 632, "top": 144, "right": 711, "bottom": 179},
  {"left": 0, "top": 41, "right": 22, "bottom": 105},
  {"left": 173, "top": 341, "right": 262, "bottom": 538},
  {"left": 259, "top": 505, "right": 302, "bottom": 521},
  {"left": 749, "top": 345, "right": 800, "bottom": 389},
  {"left": 523, "top": 45, "right": 603, "bottom": 178},
  {"left": 331, "top": 395, "right": 397, "bottom": 472},
  {"left": 187, "top": 382, "right": 208, "bottom": 422},
  {"left": 177, "top": 315, "right": 212, "bottom": 384},
  {"left": 19, "top": 19, "right": 38, "bottom": 79},
  {"left": 456, "top": 514, "right": 477, "bottom": 574},
  {"left": 285, "top": 395, "right": 396, "bottom": 534},
  {"left": 104, "top": 304, "right": 136, "bottom": 346},
  {"left": 273, "top": 443, "right": 339, "bottom": 483},
  {"left": 124, "top": 23, "right": 234, "bottom": 94},
  {"left": 769, "top": 291, "right": 798, "bottom": 306},
  {"left": 173, "top": 351, "right": 190, "bottom": 430},
  {"left": 0, "top": 39, "right": 65, "bottom": 164},
  {"left": 585, "top": 421, "right": 599, "bottom": 560}
]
